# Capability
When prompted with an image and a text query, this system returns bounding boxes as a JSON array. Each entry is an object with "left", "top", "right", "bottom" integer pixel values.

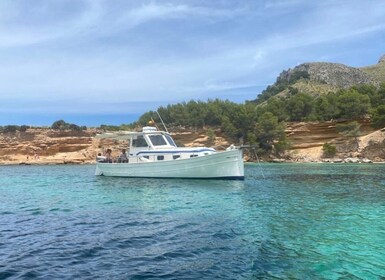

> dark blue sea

[{"left": 1, "top": 163, "right": 385, "bottom": 279}]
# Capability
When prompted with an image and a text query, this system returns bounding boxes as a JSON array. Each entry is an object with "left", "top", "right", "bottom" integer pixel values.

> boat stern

[{"left": 95, "top": 164, "right": 103, "bottom": 176}]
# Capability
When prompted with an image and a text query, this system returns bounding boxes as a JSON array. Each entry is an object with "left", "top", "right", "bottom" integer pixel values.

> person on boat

[
  {"left": 118, "top": 149, "right": 128, "bottom": 163},
  {"left": 105, "top": 149, "right": 113, "bottom": 163},
  {"left": 96, "top": 153, "right": 104, "bottom": 162}
]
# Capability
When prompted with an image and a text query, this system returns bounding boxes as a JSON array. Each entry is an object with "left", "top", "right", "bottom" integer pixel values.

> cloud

[
  {"left": 0, "top": 0, "right": 385, "bottom": 125},
  {"left": 0, "top": 1, "right": 246, "bottom": 47},
  {"left": 119, "top": 3, "right": 190, "bottom": 27},
  {"left": 0, "top": 0, "right": 99, "bottom": 47}
]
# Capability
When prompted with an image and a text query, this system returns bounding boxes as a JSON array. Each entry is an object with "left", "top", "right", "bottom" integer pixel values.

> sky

[{"left": 1, "top": 0, "right": 385, "bottom": 126}]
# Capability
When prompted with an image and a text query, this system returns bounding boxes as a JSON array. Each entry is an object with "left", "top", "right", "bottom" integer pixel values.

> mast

[{"left": 156, "top": 110, "right": 169, "bottom": 133}]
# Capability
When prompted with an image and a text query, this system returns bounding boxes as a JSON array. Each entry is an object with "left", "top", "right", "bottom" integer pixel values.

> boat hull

[{"left": 95, "top": 149, "right": 244, "bottom": 180}]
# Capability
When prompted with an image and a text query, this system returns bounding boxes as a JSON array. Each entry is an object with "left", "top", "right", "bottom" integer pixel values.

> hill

[
  {"left": 256, "top": 54, "right": 385, "bottom": 103},
  {"left": 280, "top": 62, "right": 376, "bottom": 88},
  {"left": 360, "top": 55, "right": 385, "bottom": 83}
]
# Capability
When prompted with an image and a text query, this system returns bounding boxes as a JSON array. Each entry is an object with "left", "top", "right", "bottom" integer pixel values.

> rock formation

[
  {"left": 285, "top": 120, "right": 384, "bottom": 162},
  {"left": 0, "top": 124, "right": 384, "bottom": 164},
  {"left": 0, "top": 128, "right": 98, "bottom": 164},
  {"left": 279, "top": 62, "right": 377, "bottom": 89}
]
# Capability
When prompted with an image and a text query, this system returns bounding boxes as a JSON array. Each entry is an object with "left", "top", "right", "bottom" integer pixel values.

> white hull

[{"left": 95, "top": 149, "right": 244, "bottom": 180}]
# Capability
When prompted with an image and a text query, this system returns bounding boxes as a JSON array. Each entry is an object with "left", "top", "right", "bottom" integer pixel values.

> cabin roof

[{"left": 95, "top": 130, "right": 170, "bottom": 140}]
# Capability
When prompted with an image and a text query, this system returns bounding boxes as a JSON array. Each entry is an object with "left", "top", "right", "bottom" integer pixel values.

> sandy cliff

[
  {"left": 285, "top": 121, "right": 385, "bottom": 162},
  {"left": 0, "top": 123, "right": 384, "bottom": 165},
  {"left": 0, "top": 127, "right": 231, "bottom": 165},
  {"left": 0, "top": 128, "right": 97, "bottom": 164}
]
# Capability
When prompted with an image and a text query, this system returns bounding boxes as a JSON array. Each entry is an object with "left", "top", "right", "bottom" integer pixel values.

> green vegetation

[
  {"left": 361, "top": 62, "right": 385, "bottom": 83},
  {"left": 371, "top": 105, "right": 385, "bottom": 129},
  {"left": 254, "top": 70, "right": 310, "bottom": 104},
  {"left": 131, "top": 82, "right": 385, "bottom": 155},
  {"left": 336, "top": 122, "right": 361, "bottom": 139},
  {"left": 207, "top": 128, "right": 215, "bottom": 146},
  {"left": 336, "top": 121, "right": 362, "bottom": 150},
  {"left": 131, "top": 99, "right": 286, "bottom": 155},
  {"left": 255, "top": 83, "right": 385, "bottom": 123},
  {"left": 0, "top": 125, "right": 29, "bottom": 133},
  {"left": 322, "top": 143, "right": 337, "bottom": 158},
  {"left": 255, "top": 112, "right": 287, "bottom": 154},
  {"left": 51, "top": 120, "right": 87, "bottom": 131}
]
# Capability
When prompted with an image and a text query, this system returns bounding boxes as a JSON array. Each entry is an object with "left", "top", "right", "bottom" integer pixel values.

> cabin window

[
  {"left": 165, "top": 135, "right": 177, "bottom": 147},
  {"left": 173, "top": 155, "right": 180, "bottom": 160},
  {"left": 157, "top": 155, "right": 164, "bottom": 160},
  {"left": 190, "top": 154, "right": 198, "bottom": 158},
  {"left": 132, "top": 136, "right": 148, "bottom": 147},
  {"left": 143, "top": 156, "right": 149, "bottom": 159},
  {"left": 149, "top": 135, "right": 167, "bottom": 146}
]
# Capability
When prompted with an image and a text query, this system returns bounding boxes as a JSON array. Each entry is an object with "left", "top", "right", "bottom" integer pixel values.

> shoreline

[{"left": 1, "top": 159, "right": 384, "bottom": 166}]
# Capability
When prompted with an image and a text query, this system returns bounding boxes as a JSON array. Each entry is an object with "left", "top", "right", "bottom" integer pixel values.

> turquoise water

[{"left": 1, "top": 163, "right": 385, "bottom": 279}]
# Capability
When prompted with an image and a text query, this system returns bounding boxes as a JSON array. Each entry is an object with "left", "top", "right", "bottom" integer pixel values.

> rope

[{"left": 254, "top": 149, "right": 266, "bottom": 179}]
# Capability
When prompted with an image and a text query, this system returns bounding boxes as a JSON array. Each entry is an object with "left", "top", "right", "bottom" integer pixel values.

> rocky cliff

[
  {"left": 0, "top": 128, "right": 98, "bottom": 164},
  {"left": 0, "top": 127, "right": 231, "bottom": 164},
  {"left": 285, "top": 121, "right": 385, "bottom": 162},
  {"left": 278, "top": 62, "right": 377, "bottom": 89},
  {"left": 0, "top": 124, "right": 384, "bottom": 164},
  {"left": 275, "top": 54, "right": 385, "bottom": 97}
]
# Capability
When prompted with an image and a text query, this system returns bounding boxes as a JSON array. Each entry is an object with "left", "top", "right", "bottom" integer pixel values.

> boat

[{"left": 95, "top": 126, "right": 244, "bottom": 180}]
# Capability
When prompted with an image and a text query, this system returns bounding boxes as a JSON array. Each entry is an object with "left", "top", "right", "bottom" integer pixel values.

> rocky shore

[{"left": 1, "top": 122, "right": 384, "bottom": 165}]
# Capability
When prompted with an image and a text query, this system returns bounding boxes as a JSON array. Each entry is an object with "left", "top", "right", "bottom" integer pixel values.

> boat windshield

[
  {"left": 165, "top": 135, "right": 176, "bottom": 147},
  {"left": 149, "top": 135, "right": 167, "bottom": 146},
  {"left": 132, "top": 135, "right": 148, "bottom": 147}
]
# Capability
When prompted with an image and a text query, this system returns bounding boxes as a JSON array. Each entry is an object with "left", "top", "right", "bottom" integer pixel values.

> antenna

[{"left": 156, "top": 110, "right": 169, "bottom": 133}]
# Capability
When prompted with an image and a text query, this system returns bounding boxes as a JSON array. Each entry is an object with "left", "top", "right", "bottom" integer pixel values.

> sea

[{"left": 1, "top": 163, "right": 385, "bottom": 279}]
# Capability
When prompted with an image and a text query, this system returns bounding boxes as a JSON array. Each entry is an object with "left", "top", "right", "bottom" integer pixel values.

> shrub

[
  {"left": 322, "top": 143, "right": 337, "bottom": 158},
  {"left": 3, "top": 125, "right": 18, "bottom": 133},
  {"left": 207, "top": 128, "right": 215, "bottom": 146},
  {"left": 51, "top": 120, "right": 86, "bottom": 131},
  {"left": 20, "top": 125, "right": 30, "bottom": 132},
  {"left": 371, "top": 105, "right": 385, "bottom": 129}
]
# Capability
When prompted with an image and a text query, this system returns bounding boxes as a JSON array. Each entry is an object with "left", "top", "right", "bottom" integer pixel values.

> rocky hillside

[
  {"left": 270, "top": 54, "right": 385, "bottom": 99},
  {"left": 361, "top": 55, "right": 385, "bottom": 83},
  {"left": 279, "top": 62, "right": 377, "bottom": 89}
]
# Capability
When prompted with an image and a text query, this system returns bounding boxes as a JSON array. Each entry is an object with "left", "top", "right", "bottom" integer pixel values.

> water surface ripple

[{"left": 1, "top": 164, "right": 385, "bottom": 279}]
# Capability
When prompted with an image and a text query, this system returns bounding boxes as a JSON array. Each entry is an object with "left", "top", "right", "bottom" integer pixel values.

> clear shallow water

[{"left": 1, "top": 163, "right": 385, "bottom": 279}]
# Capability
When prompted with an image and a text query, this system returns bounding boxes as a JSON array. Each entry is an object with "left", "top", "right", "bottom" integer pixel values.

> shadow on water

[{"left": 94, "top": 174, "right": 246, "bottom": 191}]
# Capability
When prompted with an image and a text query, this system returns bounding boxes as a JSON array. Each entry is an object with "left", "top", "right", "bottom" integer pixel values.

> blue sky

[{"left": 1, "top": 0, "right": 385, "bottom": 126}]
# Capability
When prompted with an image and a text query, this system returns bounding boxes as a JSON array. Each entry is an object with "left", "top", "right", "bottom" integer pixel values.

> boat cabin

[{"left": 96, "top": 126, "right": 216, "bottom": 163}]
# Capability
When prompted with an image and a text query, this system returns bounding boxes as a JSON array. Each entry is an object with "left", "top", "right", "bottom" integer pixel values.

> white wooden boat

[{"left": 95, "top": 126, "right": 244, "bottom": 180}]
